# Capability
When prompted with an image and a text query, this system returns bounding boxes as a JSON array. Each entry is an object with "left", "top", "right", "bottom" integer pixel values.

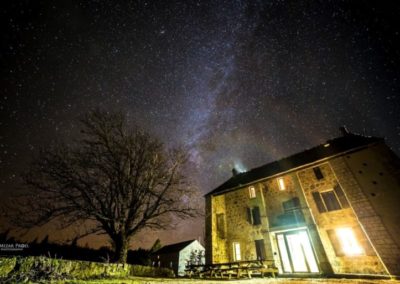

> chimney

[
  {"left": 339, "top": 126, "right": 350, "bottom": 136},
  {"left": 232, "top": 168, "right": 239, "bottom": 177}
]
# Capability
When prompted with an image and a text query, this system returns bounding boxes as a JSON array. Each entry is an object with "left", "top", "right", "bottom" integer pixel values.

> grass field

[
  {"left": 56, "top": 276, "right": 399, "bottom": 284},
  {"left": 2, "top": 257, "right": 398, "bottom": 284}
]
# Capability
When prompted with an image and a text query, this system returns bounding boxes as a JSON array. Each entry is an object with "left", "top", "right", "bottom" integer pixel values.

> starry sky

[{"left": 1, "top": 0, "right": 400, "bottom": 248}]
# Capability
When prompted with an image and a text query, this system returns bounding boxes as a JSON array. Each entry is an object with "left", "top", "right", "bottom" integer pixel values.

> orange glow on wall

[{"left": 336, "top": 228, "right": 364, "bottom": 256}]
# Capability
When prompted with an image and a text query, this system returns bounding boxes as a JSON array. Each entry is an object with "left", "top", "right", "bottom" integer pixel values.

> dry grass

[{"left": 59, "top": 276, "right": 400, "bottom": 284}]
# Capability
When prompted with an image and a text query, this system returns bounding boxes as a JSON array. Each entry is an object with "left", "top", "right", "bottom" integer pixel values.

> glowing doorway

[{"left": 276, "top": 230, "right": 319, "bottom": 273}]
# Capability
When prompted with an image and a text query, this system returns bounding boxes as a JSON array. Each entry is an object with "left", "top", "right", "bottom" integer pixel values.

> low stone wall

[{"left": 0, "top": 256, "right": 174, "bottom": 281}]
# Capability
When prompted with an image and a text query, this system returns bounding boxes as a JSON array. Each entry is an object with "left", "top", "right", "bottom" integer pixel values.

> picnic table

[{"left": 185, "top": 259, "right": 278, "bottom": 279}]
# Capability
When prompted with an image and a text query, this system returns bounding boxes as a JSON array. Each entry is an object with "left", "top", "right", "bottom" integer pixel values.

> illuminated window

[
  {"left": 248, "top": 186, "right": 256, "bottom": 199},
  {"left": 276, "top": 230, "right": 319, "bottom": 273},
  {"left": 233, "top": 242, "right": 241, "bottom": 261},
  {"left": 328, "top": 227, "right": 374, "bottom": 257},
  {"left": 278, "top": 178, "right": 286, "bottom": 191},
  {"left": 336, "top": 228, "right": 364, "bottom": 256}
]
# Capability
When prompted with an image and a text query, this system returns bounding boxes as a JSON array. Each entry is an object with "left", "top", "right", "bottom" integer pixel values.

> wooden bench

[
  {"left": 246, "top": 260, "right": 278, "bottom": 278},
  {"left": 248, "top": 262, "right": 278, "bottom": 278}
]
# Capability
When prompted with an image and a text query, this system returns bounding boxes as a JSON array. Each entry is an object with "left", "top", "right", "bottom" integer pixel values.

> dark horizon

[{"left": 1, "top": 0, "right": 400, "bottom": 249}]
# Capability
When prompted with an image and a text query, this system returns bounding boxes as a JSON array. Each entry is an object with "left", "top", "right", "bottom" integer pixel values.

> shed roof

[
  {"left": 154, "top": 240, "right": 197, "bottom": 255},
  {"left": 206, "top": 133, "right": 383, "bottom": 197}
]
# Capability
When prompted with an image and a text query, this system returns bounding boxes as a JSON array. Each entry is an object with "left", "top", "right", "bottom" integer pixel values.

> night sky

[{"left": 1, "top": 0, "right": 400, "bottom": 248}]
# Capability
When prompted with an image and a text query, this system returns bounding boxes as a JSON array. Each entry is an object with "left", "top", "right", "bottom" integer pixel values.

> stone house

[
  {"left": 205, "top": 128, "right": 400, "bottom": 277},
  {"left": 151, "top": 240, "right": 205, "bottom": 276}
]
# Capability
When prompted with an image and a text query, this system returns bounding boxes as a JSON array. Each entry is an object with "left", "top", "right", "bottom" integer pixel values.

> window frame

[
  {"left": 247, "top": 206, "right": 262, "bottom": 225},
  {"left": 327, "top": 227, "right": 366, "bottom": 257},
  {"left": 313, "top": 167, "right": 324, "bottom": 180},
  {"left": 216, "top": 213, "right": 226, "bottom": 239},
  {"left": 312, "top": 185, "right": 350, "bottom": 213},
  {"left": 336, "top": 227, "right": 364, "bottom": 256},
  {"left": 252, "top": 206, "right": 262, "bottom": 225},
  {"left": 320, "top": 190, "right": 342, "bottom": 211},
  {"left": 248, "top": 186, "right": 256, "bottom": 199},
  {"left": 233, "top": 242, "right": 241, "bottom": 261},
  {"left": 277, "top": 177, "right": 286, "bottom": 191}
]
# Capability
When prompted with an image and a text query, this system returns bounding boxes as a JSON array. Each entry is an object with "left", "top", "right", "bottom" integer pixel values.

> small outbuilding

[{"left": 151, "top": 239, "right": 205, "bottom": 276}]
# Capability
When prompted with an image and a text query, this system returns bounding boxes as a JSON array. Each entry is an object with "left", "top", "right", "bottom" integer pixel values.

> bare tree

[{"left": 8, "top": 110, "right": 201, "bottom": 263}]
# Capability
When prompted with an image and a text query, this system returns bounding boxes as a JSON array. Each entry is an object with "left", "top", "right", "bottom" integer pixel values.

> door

[
  {"left": 276, "top": 230, "right": 319, "bottom": 273},
  {"left": 255, "top": 239, "right": 266, "bottom": 260}
]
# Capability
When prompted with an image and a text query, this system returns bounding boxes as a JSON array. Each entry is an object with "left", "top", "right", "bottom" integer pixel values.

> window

[
  {"left": 278, "top": 197, "right": 305, "bottom": 225},
  {"left": 252, "top": 207, "right": 261, "bottom": 225},
  {"left": 321, "top": 191, "right": 341, "bottom": 211},
  {"left": 233, "top": 242, "right": 241, "bottom": 261},
  {"left": 313, "top": 167, "right": 324, "bottom": 180},
  {"left": 282, "top": 197, "right": 300, "bottom": 211},
  {"left": 216, "top": 213, "right": 225, "bottom": 239},
  {"left": 327, "top": 227, "right": 365, "bottom": 256},
  {"left": 278, "top": 178, "right": 286, "bottom": 191},
  {"left": 247, "top": 206, "right": 261, "bottom": 225},
  {"left": 336, "top": 228, "right": 364, "bottom": 256},
  {"left": 248, "top": 186, "right": 256, "bottom": 199},
  {"left": 312, "top": 185, "right": 350, "bottom": 213}
]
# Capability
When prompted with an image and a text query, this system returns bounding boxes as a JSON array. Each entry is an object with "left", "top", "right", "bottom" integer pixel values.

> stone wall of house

[
  {"left": 223, "top": 184, "right": 267, "bottom": 261},
  {"left": 263, "top": 172, "right": 332, "bottom": 275},
  {"left": 297, "top": 161, "right": 388, "bottom": 275},
  {"left": 209, "top": 194, "right": 228, "bottom": 263},
  {"left": 329, "top": 148, "right": 400, "bottom": 276},
  {"left": 207, "top": 183, "right": 273, "bottom": 264}
]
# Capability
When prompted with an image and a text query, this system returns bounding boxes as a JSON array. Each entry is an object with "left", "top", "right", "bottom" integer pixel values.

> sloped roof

[
  {"left": 154, "top": 240, "right": 197, "bottom": 255},
  {"left": 206, "top": 133, "right": 383, "bottom": 197}
]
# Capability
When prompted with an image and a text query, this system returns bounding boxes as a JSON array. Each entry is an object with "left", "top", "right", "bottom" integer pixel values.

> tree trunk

[{"left": 113, "top": 234, "right": 129, "bottom": 263}]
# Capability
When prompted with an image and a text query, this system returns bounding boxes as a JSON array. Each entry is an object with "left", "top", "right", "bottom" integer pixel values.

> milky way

[{"left": 1, "top": 0, "right": 400, "bottom": 247}]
